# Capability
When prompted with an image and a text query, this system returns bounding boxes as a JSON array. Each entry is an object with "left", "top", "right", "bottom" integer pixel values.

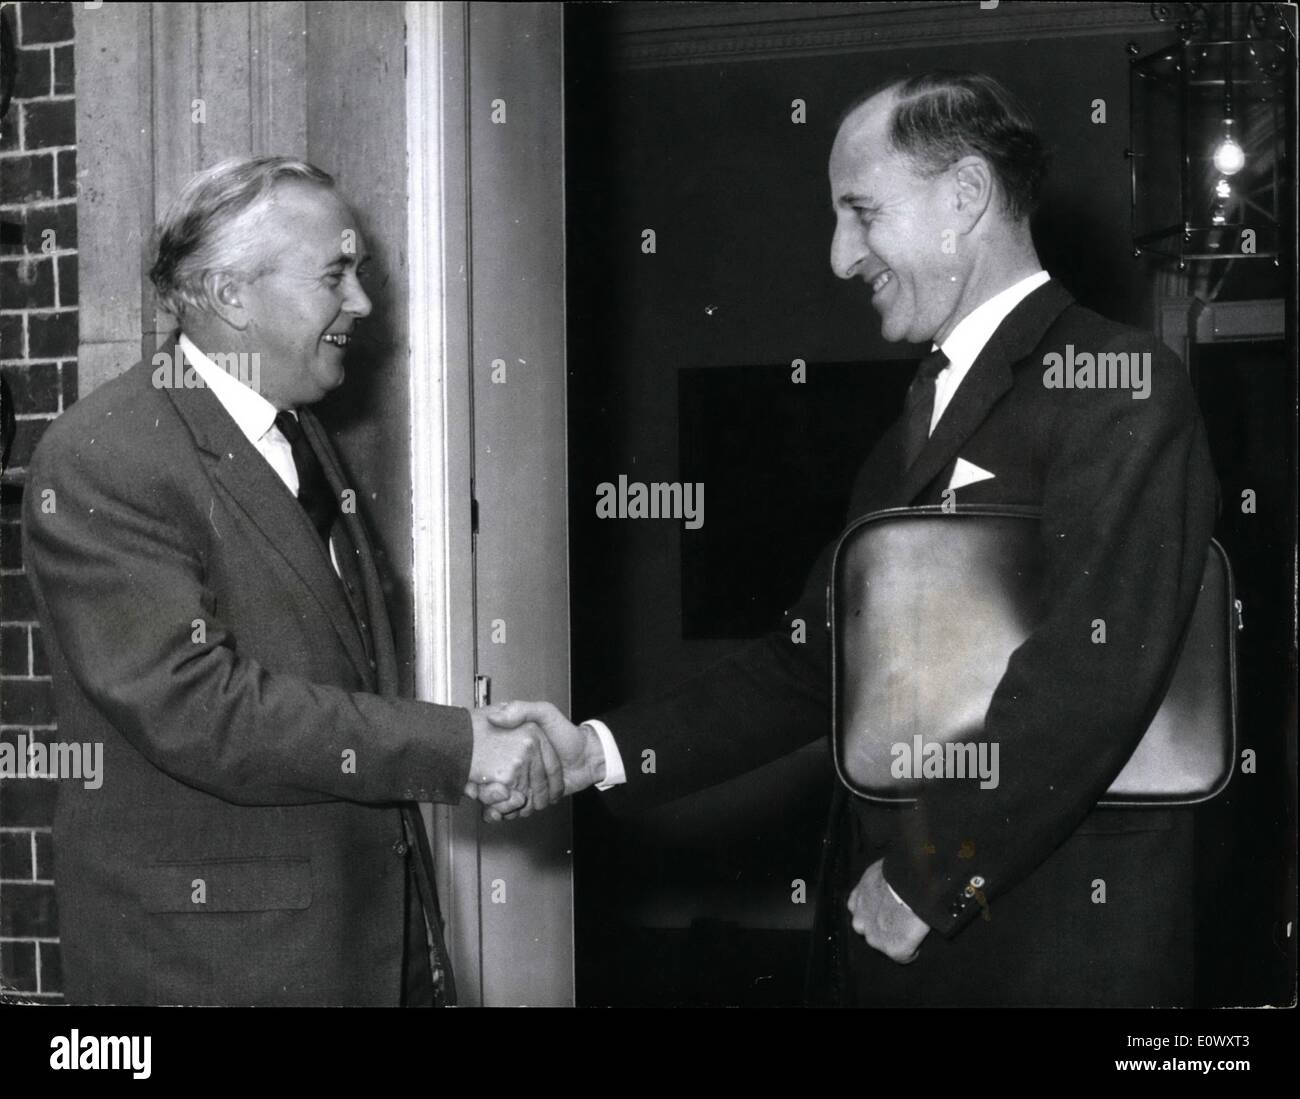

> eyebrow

[
  {"left": 323, "top": 252, "right": 371, "bottom": 271},
  {"left": 836, "top": 193, "right": 878, "bottom": 209}
]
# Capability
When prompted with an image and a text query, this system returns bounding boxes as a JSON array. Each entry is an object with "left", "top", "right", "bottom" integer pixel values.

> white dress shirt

[
  {"left": 585, "top": 270, "right": 1051, "bottom": 793},
  {"left": 929, "top": 269, "right": 1050, "bottom": 433},
  {"left": 178, "top": 333, "right": 341, "bottom": 576}
]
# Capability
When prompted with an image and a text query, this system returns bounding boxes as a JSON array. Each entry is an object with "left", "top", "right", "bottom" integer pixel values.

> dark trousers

[{"left": 807, "top": 791, "right": 1195, "bottom": 1007}]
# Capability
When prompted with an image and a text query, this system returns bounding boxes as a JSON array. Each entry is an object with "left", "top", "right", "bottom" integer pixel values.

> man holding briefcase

[{"left": 493, "top": 71, "right": 1219, "bottom": 1007}]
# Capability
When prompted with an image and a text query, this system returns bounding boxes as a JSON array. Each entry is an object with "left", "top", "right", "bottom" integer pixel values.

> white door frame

[{"left": 405, "top": 0, "right": 574, "bottom": 1007}]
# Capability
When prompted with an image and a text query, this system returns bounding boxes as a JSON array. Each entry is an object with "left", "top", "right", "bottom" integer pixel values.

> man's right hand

[
  {"left": 480, "top": 701, "right": 606, "bottom": 821},
  {"left": 465, "top": 708, "right": 564, "bottom": 816}
]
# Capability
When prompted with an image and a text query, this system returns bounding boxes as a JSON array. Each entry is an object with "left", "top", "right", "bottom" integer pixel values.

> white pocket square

[{"left": 947, "top": 457, "right": 996, "bottom": 491}]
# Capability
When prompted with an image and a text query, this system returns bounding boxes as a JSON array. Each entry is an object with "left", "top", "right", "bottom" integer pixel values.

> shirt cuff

[{"left": 580, "top": 719, "right": 626, "bottom": 790}]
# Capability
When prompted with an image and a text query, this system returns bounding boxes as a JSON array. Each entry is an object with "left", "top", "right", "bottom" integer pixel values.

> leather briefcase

[{"left": 830, "top": 505, "right": 1236, "bottom": 806}]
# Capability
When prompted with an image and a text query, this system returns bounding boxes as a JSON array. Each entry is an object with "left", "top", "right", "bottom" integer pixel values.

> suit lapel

[
  {"left": 891, "top": 279, "right": 1075, "bottom": 505},
  {"left": 160, "top": 350, "right": 371, "bottom": 682}
]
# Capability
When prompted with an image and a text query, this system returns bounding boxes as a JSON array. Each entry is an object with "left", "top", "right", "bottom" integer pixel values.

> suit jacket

[
  {"left": 22, "top": 347, "right": 472, "bottom": 1005},
  {"left": 599, "top": 280, "right": 1219, "bottom": 1006}
]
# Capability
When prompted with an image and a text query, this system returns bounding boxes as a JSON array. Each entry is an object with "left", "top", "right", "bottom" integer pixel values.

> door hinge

[
  {"left": 474, "top": 675, "right": 491, "bottom": 708},
  {"left": 1234, "top": 598, "right": 1245, "bottom": 632},
  {"left": 471, "top": 497, "right": 480, "bottom": 535}
]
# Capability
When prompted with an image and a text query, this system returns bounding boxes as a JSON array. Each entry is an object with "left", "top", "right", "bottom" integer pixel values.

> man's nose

[
  {"left": 345, "top": 277, "right": 373, "bottom": 319},
  {"left": 830, "top": 219, "right": 865, "bottom": 281}
]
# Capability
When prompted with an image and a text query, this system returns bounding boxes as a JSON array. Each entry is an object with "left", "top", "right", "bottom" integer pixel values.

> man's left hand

[{"left": 847, "top": 859, "right": 931, "bottom": 964}]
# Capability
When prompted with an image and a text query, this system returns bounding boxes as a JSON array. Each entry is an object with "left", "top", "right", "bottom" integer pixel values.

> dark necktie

[
  {"left": 902, "top": 348, "right": 950, "bottom": 471},
  {"left": 274, "top": 410, "right": 338, "bottom": 546}
]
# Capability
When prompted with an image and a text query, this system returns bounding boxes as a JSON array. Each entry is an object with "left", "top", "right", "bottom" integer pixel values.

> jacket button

[
  {"left": 970, "top": 875, "right": 986, "bottom": 888},
  {"left": 392, "top": 840, "right": 409, "bottom": 857}
]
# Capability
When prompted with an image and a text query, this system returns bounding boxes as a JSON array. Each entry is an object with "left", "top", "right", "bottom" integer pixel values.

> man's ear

[
  {"left": 201, "top": 270, "right": 250, "bottom": 331},
  {"left": 952, "top": 156, "right": 994, "bottom": 233}
]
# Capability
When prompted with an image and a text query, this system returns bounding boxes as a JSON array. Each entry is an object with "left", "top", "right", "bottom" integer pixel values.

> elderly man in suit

[
  {"left": 494, "top": 71, "right": 1219, "bottom": 1006},
  {"left": 23, "top": 157, "right": 565, "bottom": 1006}
]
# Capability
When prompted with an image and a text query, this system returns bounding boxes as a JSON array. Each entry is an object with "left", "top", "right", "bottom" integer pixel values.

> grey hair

[{"left": 148, "top": 155, "right": 335, "bottom": 320}]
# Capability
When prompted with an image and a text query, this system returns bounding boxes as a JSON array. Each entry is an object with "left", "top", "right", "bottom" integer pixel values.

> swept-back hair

[
  {"left": 149, "top": 155, "right": 334, "bottom": 320},
  {"left": 839, "top": 71, "right": 1047, "bottom": 220}
]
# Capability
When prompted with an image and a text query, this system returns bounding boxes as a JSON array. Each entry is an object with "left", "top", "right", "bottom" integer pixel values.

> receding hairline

[
  {"left": 827, "top": 87, "right": 907, "bottom": 203},
  {"left": 834, "top": 80, "right": 906, "bottom": 139}
]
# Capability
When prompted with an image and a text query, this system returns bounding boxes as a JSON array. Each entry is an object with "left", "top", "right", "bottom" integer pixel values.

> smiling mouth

[
  {"left": 870, "top": 270, "right": 893, "bottom": 295},
  {"left": 322, "top": 333, "right": 351, "bottom": 347}
]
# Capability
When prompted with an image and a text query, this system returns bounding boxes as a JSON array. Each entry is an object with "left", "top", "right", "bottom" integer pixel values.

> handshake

[{"left": 465, "top": 701, "right": 607, "bottom": 821}]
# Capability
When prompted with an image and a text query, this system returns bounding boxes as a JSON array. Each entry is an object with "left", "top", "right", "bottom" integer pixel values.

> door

[{"left": 408, "top": 0, "right": 574, "bottom": 1006}]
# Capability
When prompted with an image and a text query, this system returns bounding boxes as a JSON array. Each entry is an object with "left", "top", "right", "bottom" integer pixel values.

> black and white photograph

[{"left": 0, "top": 0, "right": 1295, "bottom": 1075}]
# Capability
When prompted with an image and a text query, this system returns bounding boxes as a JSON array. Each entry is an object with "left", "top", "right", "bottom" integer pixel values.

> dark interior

[{"left": 564, "top": 5, "right": 1295, "bottom": 1006}]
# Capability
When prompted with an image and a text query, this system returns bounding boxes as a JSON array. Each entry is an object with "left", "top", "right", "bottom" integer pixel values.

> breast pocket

[{"left": 142, "top": 856, "right": 313, "bottom": 913}]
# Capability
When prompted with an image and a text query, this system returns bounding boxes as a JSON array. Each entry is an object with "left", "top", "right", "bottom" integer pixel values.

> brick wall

[{"left": 0, "top": 0, "right": 78, "bottom": 1003}]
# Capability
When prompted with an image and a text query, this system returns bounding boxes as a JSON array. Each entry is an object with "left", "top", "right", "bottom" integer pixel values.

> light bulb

[
  {"left": 1215, "top": 177, "right": 1231, "bottom": 199},
  {"left": 1213, "top": 136, "right": 1246, "bottom": 175}
]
